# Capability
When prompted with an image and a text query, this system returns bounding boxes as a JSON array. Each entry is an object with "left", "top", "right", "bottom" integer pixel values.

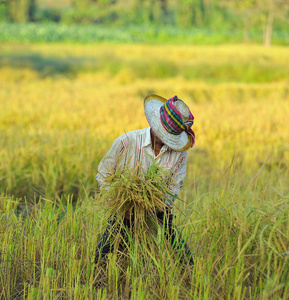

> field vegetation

[
  {"left": 0, "top": 23, "right": 245, "bottom": 44},
  {"left": 0, "top": 23, "right": 289, "bottom": 45},
  {"left": 0, "top": 43, "right": 289, "bottom": 299}
]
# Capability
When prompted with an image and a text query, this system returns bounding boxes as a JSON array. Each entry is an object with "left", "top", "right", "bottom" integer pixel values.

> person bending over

[{"left": 94, "top": 94, "right": 195, "bottom": 266}]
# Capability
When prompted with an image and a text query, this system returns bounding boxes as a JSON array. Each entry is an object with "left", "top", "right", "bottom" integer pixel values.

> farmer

[{"left": 94, "top": 94, "right": 195, "bottom": 265}]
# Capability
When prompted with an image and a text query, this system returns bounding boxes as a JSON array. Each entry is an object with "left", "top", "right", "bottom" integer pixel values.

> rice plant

[{"left": 0, "top": 43, "right": 288, "bottom": 299}]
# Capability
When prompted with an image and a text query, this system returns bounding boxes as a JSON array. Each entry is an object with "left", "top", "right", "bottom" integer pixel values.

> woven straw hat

[{"left": 144, "top": 94, "right": 194, "bottom": 152}]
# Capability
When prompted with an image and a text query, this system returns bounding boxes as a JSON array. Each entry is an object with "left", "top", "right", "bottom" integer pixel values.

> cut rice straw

[{"left": 96, "top": 162, "right": 174, "bottom": 236}]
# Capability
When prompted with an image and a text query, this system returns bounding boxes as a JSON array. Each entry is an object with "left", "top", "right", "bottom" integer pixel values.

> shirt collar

[{"left": 143, "top": 127, "right": 151, "bottom": 147}]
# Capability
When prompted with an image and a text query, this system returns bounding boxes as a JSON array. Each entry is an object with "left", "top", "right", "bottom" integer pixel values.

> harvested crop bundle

[{"left": 97, "top": 162, "right": 173, "bottom": 233}]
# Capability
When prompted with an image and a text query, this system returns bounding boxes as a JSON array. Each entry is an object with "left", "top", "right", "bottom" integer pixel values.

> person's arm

[
  {"left": 96, "top": 136, "right": 125, "bottom": 190},
  {"left": 165, "top": 152, "right": 187, "bottom": 206}
]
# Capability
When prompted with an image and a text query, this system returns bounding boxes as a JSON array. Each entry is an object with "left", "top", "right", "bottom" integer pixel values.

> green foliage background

[
  {"left": 1, "top": 0, "right": 288, "bottom": 31},
  {"left": 0, "top": 0, "right": 288, "bottom": 46}
]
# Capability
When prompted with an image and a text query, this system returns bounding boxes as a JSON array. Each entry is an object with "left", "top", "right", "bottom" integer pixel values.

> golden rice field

[{"left": 0, "top": 43, "right": 289, "bottom": 299}]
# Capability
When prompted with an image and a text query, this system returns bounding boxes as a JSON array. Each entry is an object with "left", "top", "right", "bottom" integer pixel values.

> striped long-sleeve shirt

[{"left": 96, "top": 127, "right": 187, "bottom": 205}]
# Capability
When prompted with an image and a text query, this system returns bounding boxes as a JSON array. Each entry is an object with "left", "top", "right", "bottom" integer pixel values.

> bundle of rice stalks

[
  {"left": 97, "top": 162, "right": 173, "bottom": 233},
  {"left": 94, "top": 164, "right": 184, "bottom": 282}
]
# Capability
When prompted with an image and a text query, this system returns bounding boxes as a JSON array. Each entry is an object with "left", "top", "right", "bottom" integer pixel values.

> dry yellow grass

[{"left": 0, "top": 45, "right": 288, "bottom": 198}]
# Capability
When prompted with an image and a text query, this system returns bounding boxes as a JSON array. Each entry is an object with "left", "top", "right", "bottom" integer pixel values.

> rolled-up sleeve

[{"left": 96, "top": 137, "right": 123, "bottom": 190}]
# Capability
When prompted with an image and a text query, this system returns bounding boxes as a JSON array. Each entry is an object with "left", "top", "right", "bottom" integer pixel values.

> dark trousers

[{"left": 94, "top": 210, "right": 193, "bottom": 265}]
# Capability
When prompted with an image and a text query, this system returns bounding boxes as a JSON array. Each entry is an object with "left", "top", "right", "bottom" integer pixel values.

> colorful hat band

[{"left": 160, "top": 95, "right": 195, "bottom": 148}]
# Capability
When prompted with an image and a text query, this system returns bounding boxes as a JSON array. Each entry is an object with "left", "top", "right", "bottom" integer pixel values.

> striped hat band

[{"left": 160, "top": 95, "right": 195, "bottom": 148}]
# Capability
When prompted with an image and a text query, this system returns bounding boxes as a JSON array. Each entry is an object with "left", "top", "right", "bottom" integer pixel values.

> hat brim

[{"left": 144, "top": 94, "right": 192, "bottom": 152}]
